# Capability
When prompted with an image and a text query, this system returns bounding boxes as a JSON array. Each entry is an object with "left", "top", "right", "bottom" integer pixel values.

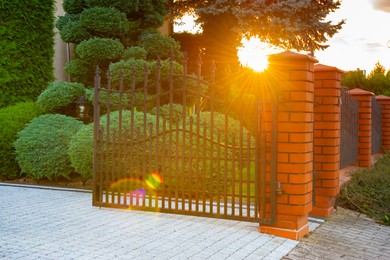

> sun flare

[{"left": 237, "top": 37, "right": 279, "bottom": 72}]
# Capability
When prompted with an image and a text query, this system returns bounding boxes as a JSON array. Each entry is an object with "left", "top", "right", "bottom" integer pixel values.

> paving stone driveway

[
  {"left": 0, "top": 184, "right": 298, "bottom": 260},
  {"left": 283, "top": 207, "right": 390, "bottom": 260}
]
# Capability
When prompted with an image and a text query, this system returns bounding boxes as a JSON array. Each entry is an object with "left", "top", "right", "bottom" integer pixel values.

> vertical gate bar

[
  {"left": 216, "top": 130, "right": 221, "bottom": 215},
  {"left": 93, "top": 66, "right": 101, "bottom": 205},
  {"left": 148, "top": 124, "right": 153, "bottom": 208},
  {"left": 99, "top": 128, "right": 104, "bottom": 204},
  {"left": 260, "top": 132, "right": 266, "bottom": 221},
  {"left": 105, "top": 74, "right": 112, "bottom": 205},
  {"left": 209, "top": 112, "right": 215, "bottom": 214},
  {"left": 182, "top": 54, "right": 189, "bottom": 212},
  {"left": 123, "top": 129, "right": 129, "bottom": 206},
  {"left": 223, "top": 123, "right": 228, "bottom": 217},
  {"left": 161, "top": 119, "right": 167, "bottom": 209},
  {"left": 112, "top": 129, "right": 117, "bottom": 204},
  {"left": 231, "top": 134, "right": 236, "bottom": 217},
  {"left": 129, "top": 68, "right": 136, "bottom": 207},
  {"left": 186, "top": 117, "right": 192, "bottom": 212},
  {"left": 202, "top": 123, "right": 207, "bottom": 213},
  {"left": 270, "top": 101, "right": 278, "bottom": 222},
  {"left": 118, "top": 69, "right": 124, "bottom": 203},
  {"left": 155, "top": 59, "right": 161, "bottom": 210},
  {"left": 246, "top": 133, "right": 251, "bottom": 218},
  {"left": 174, "top": 119, "right": 182, "bottom": 211},
  {"left": 135, "top": 128, "right": 141, "bottom": 207},
  {"left": 142, "top": 65, "right": 148, "bottom": 207},
  {"left": 167, "top": 115, "right": 173, "bottom": 210},
  {"left": 239, "top": 124, "right": 244, "bottom": 218},
  {"left": 194, "top": 111, "right": 201, "bottom": 213}
]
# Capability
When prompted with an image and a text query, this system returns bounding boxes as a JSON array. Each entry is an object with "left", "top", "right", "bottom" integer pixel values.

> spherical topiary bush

[
  {"left": 60, "top": 20, "right": 91, "bottom": 43},
  {"left": 76, "top": 38, "right": 124, "bottom": 63},
  {"left": 68, "top": 110, "right": 162, "bottom": 180},
  {"left": 138, "top": 33, "right": 183, "bottom": 60},
  {"left": 63, "top": 0, "right": 87, "bottom": 14},
  {"left": 14, "top": 114, "right": 84, "bottom": 181},
  {"left": 68, "top": 123, "right": 94, "bottom": 181},
  {"left": 109, "top": 58, "right": 153, "bottom": 88},
  {"left": 122, "top": 46, "right": 147, "bottom": 60},
  {"left": 149, "top": 103, "right": 185, "bottom": 124},
  {"left": 36, "top": 82, "right": 85, "bottom": 114},
  {"left": 64, "top": 59, "right": 93, "bottom": 86},
  {"left": 80, "top": 7, "right": 129, "bottom": 38},
  {"left": 55, "top": 13, "right": 79, "bottom": 31},
  {"left": 0, "top": 102, "right": 42, "bottom": 180}
]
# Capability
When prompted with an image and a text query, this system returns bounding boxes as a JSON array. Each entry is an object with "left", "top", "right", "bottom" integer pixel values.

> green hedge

[
  {"left": 0, "top": 0, "right": 55, "bottom": 108},
  {"left": 14, "top": 114, "right": 83, "bottom": 181},
  {"left": 0, "top": 102, "right": 42, "bottom": 180}
]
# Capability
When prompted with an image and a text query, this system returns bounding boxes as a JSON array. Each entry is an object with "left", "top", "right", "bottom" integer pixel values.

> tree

[
  {"left": 341, "top": 70, "right": 368, "bottom": 89},
  {"left": 57, "top": 0, "right": 170, "bottom": 86},
  {"left": 169, "top": 0, "right": 344, "bottom": 64},
  {"left": 367, "top": 62, "right": 390, "bottom": 95}
]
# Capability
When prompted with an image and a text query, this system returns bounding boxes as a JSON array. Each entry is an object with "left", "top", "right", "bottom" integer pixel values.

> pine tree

[{"left": 169, "top": 0, "right": 345, "bottom": 60}]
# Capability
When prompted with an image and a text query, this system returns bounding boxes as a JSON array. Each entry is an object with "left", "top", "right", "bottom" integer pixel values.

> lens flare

[{"left": 145, "top": 172, "right": 164, "bottom": 190}]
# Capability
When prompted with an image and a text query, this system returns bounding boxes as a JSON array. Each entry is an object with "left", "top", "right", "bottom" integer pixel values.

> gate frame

[{"left": 91, "top": 57, "right": 273, "bottom": 223}]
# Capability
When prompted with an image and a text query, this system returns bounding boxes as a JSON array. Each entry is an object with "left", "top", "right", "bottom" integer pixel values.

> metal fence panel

[
  {"left": 340, "top": 87, "right": 359, "bottom": 169},
  {"left": 371, "top": 96, "right": 382, "bottom": 154}
]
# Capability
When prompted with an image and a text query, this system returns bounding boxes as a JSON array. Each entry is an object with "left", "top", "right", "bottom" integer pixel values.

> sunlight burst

[{"left": 237, "top": 37, "right": 279, "bottom": 72}]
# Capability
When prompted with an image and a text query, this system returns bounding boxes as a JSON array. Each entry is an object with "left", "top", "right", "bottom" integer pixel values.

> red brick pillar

[
  {"left": 259, "top": 51, "right": 317, "bottom": 240},
  {"left": 350, "top": 88, "right": 374, "bottom": 167},
  {"left": 312, "top": 64, "right": 343, "bottom": 217},
  {"left": 376, "top": 95, "right": 390, "bottom": 151}
]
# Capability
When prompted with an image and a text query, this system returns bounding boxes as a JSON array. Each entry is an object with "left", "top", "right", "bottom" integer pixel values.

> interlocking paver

[
  {"left": 283, "top": 207, "right": 390, "bottom": 260},
  {"left": 3, "top": 184, "right": 388, "bottom": 259},
  {"left": 0, "top": 184, "right": 299, "bottom": 259}
]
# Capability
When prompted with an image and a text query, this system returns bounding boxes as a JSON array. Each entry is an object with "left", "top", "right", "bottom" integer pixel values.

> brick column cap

[
  {"left": 269, "top": 51, "right": 318, "bottom": 63},
  {"left": 314, "top": 64, "right": 344, "bottom": 73},
  {"left": 376, "top": 95, "right": 390, "bottom": 101},
  {"left": 349, "top": 88, "right": 374, "bottom": 96}
]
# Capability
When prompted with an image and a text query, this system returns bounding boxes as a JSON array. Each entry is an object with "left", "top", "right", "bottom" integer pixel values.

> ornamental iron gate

[{"left": 92, "top": 58, "right": 277, "bottom": 223}]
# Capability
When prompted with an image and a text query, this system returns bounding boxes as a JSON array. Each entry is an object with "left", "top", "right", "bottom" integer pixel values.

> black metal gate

[{"left": 92, "top": 58, "right": 276, "bottom": 223}]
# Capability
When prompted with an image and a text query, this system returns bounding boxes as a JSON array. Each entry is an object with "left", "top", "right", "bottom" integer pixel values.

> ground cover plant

[{"left": 337, "top": 153, "right": 390, "bottom": 226}]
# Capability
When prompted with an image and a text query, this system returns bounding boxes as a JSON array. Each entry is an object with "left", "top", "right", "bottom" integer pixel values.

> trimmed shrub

[
  {"left": 76, "top": 37, "right": 124, "bottom": 63},
  {"left": 63, "top": 0, "right": 87, "bottom": 14},
  {"left": 60, "top": 20, "right": 91, "bottom": 43},
  {"left": 149, "top": 103, "right": 185, "bottom": 124},
  {"left": 0, "top": 102, "right": 42, "bottom": 180},
  {"left": 64, "top": 59, "right": 94, "bottom": 86},
  {"left": 80, "top": 7, "right": 129, "bottom": 37},
  {"left": 68, "top": 124, "right": 94, "bottom": 181},
  {"left": 138, "top": 33, "right": 183, "bottom": 61},
  {"left": 122, "top": 46, "right": 148, "bottom": 60},
  {"left": 109, "top": 59, "right": 153, "bottom": 88},
  {"left": 55, "top": 13, "right": 80, "bottom": 31},
  {"left": 36, "top": 82, "right": 85, "bottom": 113},
  {"left": 68, "top": 110, "right": 161, "bottom": 179},
  {"left": 0, "top": 1, "right": 55, "bottom": 108},
  {"left": 14, "top": 114, "right": 83, "bottom": 181}
]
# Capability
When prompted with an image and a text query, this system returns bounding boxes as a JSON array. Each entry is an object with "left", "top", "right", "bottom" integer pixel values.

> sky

[
  {"left": 315, "top": 0, "right": 390, "bottom": 73},
  {"left": 174, "top": 0, "right": 390, "bottom": 74}
]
